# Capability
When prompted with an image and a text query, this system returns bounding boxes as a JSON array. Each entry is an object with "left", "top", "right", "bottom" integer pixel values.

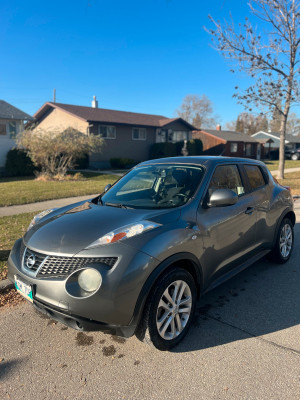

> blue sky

[{"left": 1, "top": 0, "right": 253, "bottom": 125}]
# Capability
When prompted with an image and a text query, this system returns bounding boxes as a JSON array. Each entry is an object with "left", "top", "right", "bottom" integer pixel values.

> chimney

[
  {"left": 216, "top": 124, "right": 221, "bottom": 131},
  {"left": 91, "top": 95, "right": 98, "bottom": 108}
]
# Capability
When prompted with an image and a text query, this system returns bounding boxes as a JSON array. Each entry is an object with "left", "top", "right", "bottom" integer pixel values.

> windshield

[{"left": 101, "top": 164, "right": 205, "bottom": 209}]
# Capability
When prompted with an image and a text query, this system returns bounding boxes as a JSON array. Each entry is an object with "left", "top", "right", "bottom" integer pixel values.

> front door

[{"left": 197, "top": 164, "right": 257, "bottom": 285}]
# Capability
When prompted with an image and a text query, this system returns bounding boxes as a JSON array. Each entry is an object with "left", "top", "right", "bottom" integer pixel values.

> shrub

[
  {"left": 74, "top": 153, "right": 89, "bottom": 169},
  {"left": 5, "top": 148, "right": 35, "bottom": 177},
  {"left": 35, "top": 172, "right": 85, "bottom": 181},
  {"left": 110, "top": 158, "right": 137, "bottom": 169},
  {"left": 18, "top": 128, "right": 103, "bottom": 177},
  {"left": 152, "top": 139, "right": 203, "bottom": 159},
  {"left": 187, "top": 139, "right": 203, "bottom": 155},
  {"left": 149, "top": 143, "right": 177, "bottom": 159}
]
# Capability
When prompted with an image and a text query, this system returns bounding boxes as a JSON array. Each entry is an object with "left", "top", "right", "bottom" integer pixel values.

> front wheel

[
  {"left": 136, "top": 268, "right": 196, "bottom": 350},
  {"left": 269, "top": 218, "right": 294, "bottom": 263}
]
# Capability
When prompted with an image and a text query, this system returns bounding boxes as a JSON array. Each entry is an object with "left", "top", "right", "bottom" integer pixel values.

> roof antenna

[{"left": 53, "top": 88, "right": 56, "bottom": 103}]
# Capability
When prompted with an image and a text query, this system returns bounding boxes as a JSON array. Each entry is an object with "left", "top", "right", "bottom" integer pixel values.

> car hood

[{"left": 24, "top": 200, "right": 180, "bottom": 255}]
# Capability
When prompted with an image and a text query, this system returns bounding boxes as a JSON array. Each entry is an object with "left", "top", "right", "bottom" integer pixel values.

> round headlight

[{"left": 78, "top": 269, "right": 102, "bottom": 292}]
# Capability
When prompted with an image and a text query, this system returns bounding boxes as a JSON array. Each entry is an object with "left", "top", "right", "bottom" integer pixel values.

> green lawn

[
  {"left": 0, "top": 172, "right": 120, "bottom": 207},
  {"left": 263, "top": 159, "right": 300, "bottom": 171},
  {"left": 0, "top": 212, "right": 36, "bottom": 280}
]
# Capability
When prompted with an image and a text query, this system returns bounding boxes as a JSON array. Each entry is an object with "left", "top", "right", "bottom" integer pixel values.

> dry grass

[
  {"left": 263, "top": 159, "right": 300, "bottom": 171},
  {"left": 277, "top": 171, "right": 300, "bottom": 195},
  {"left": 0, "top": 172, "right": 120, "bottom": 207},
  {"left": 0, "top": 212, "right": 36, "bottom": 281}
]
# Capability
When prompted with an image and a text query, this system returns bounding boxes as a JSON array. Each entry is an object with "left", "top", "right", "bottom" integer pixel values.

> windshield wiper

[{"left": 105, "top": 202, "right": 131, "bottom": 209}]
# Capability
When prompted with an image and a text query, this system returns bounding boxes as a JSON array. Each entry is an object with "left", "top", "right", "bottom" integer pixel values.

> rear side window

[
  {"left": 208, "top": 165, "right": 245, "bottom": 196},
  {"left": 244, "top": 165, "right": 266, "bottom": 191}
]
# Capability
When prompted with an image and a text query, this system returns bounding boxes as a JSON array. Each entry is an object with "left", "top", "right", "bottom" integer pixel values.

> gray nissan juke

[{"left": 8, "top": 156, "right": 295, "bottom": 350}]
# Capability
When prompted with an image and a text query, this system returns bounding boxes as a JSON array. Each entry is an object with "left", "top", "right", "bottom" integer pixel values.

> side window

[
  {"left": 244, "top": 165, "right": 266, "bottom": 191},
  {"left": 208, "top": 165, "right": 245, "bottom": 196}
]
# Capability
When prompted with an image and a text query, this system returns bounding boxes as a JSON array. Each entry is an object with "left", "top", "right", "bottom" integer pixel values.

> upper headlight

[
  {"left": 27, "top": 208, "right": 57, "bottom": 231},
  {"left": 85, "top": 220, "right": 161, "bottom": 248}
]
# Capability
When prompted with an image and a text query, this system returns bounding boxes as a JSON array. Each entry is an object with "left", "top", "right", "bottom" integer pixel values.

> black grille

[
  {"left": 37, "top": 255, "right": 118, "bottom": 277},
  {"left": 23, "top": 248, "right": 47, "bottom": 272}
]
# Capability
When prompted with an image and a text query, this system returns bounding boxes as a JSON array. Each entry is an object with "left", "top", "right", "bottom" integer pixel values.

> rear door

[
  {"left": 241, "top": 164, "right": 271, "bottom": 247},
  {"left": 197, "top": 164, "right": 257, "bottom": 284}
]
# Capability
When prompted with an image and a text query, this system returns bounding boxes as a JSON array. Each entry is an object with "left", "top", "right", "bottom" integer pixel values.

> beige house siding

[
  {"left": 35, "top": 108, "right": 89, "bottom": 133},
  {"left": 89, "top": 124, "right": 156, "bottom": 167}
]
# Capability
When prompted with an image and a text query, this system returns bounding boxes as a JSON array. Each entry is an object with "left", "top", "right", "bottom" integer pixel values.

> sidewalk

[
  {"left": 270, "top": 167, "right": 300, "bottom": 176},
  {"left": 0, "top": 194, "right": 99, "bottom": 217}
]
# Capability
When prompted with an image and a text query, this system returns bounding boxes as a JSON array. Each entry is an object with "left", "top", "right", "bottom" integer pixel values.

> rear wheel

[
  {"left": 269, "top": 218, "right": 294, "bottom": 263},
  {"left": 136, "top": 268, "right": 196, "bottom": 350},
  {"left": 291, "top": 153, "right": 299, "bottom": 161}
]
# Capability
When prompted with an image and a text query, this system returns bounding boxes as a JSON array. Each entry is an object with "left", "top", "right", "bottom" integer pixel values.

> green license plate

[{"left": 14, "top": 275, "right": 33, "bottom": 303}]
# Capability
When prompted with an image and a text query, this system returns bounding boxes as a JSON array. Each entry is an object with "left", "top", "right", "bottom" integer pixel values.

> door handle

[{"left": 245, "top": 207, "right": 254, "bottom": 215}]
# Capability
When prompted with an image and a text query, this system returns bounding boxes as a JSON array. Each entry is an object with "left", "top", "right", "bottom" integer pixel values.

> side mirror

[
  {"left": 104, "top": 184, "right": 112, "bottom": 192},
  {"left": 207, "top": 189, "right": 238, "bottom": 207}
]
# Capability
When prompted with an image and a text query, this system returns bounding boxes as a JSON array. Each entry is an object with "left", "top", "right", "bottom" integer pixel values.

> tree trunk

[{"left": 278, "top": 114, "right": 287, "bottom": 179}]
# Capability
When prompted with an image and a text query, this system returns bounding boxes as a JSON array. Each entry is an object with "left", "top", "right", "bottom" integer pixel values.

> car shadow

[
  {"left": 173, "top": 221, "right": 300, "bottom": 353},
  {"left": 0, "top": 357, "right": 28, "bottom": 381}
]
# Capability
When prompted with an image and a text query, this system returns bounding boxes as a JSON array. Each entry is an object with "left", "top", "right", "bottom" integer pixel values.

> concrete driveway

[{"left": 1, "top": 207, "right": 299, "bottom": 399}]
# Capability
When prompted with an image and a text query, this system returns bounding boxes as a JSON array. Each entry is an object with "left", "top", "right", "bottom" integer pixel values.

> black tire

[
  {"left": 269, "top": 218, "right": 294, "bottom": 263},
  {"left": 291, "top": 153, "right": 299, "bottom": 161},
  {"left": 136, "top": 268, "right": 197, "bottom": 351}
]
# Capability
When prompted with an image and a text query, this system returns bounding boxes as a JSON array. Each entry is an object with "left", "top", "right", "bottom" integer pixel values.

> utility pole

[{"left": 53, "top": 89, "right": 56, "bottom": 103}]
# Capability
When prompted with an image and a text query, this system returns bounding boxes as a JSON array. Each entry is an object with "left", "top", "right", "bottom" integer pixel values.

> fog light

[{"left": 78, "top": 269, "right": 102, "bottom": 292}]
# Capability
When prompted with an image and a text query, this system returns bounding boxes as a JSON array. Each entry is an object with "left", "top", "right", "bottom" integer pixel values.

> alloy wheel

[
  {"left": 279, "top": 223, "right": 293, "bottom": 258},
  {"left": 156, "top": 280, "right": 192, "bottom": 340}
]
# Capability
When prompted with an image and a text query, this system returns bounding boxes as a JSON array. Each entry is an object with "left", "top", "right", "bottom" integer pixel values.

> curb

[{"left": 0, "top": 279, "right": 14, "bottom": 293}]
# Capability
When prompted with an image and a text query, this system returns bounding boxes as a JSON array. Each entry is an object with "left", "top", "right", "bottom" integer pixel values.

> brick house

[
  {"left": 32, "top": 98, "right": 195, "bottom": 168},
  {"left": 193, "top": 125, "right": 261, "bottom": 159},
  {"left": 0, "top": 100, "right": 33, "bottom": 169}
]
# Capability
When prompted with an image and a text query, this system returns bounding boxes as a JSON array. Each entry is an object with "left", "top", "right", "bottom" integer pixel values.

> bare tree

[
  {"left": 208, "top": 0, "right": 300, "bottom": 178},
  {"left": 176, "top": 94, "right": 219, "bottom": 129},
  {"left": 236, "top": 112, "right": 268, "bottom": 135},
  {"left": 286, "top": 112, "right": 300, "bottom": 134},
  {"left": 225, "top": 120, "right": 237, "bottom": 131}
]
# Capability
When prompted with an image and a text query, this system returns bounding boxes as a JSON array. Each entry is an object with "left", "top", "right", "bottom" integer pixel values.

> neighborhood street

[{"left": 0, "top": 202, "right": 299, "bottom": 400}]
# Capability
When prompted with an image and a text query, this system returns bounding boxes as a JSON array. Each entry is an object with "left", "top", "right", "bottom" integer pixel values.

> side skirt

[{"left": 203, "top": 249, "right": 270, "bottom": 295}]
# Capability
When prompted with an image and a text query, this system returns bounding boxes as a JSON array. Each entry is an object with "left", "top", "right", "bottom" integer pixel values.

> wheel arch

[
  {"left": 131, "top": 252, "right": 203, "bottom": 331},
  {"left": 272, "top": 208, "right": 296, "bottom": 248}
]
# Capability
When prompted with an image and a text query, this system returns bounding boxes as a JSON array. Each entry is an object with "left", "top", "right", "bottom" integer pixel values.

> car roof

[{"left": 139, "top": 156, "right": 266, "bottom": 168}]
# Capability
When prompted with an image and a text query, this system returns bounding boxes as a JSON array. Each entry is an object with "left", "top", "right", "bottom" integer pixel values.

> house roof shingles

[
  {"left": 253, "top": 130, "right": 300, "bottom": 144},
  {"left": 200, "top": 129, "right": 258, "bottom": 143},
  {"left": 0, "top": 100, "right": 33, "bottom": 121},
  {"left": 34, "top": 102, "right": 195, "bottom": 129}
]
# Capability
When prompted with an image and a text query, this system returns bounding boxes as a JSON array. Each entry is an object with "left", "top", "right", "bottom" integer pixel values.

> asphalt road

[{"left": 1, "top": 208, "right": 299, "bottom": 399}]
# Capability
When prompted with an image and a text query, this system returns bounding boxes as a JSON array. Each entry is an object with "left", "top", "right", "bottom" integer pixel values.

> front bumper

[
  {"left": 33, "top": 297, "right": 136, "bottom": 337},
  {"left": 8, "top": 238, "right": 159, "bottom": 336}
]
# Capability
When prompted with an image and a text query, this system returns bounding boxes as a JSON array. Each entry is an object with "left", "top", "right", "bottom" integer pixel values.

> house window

[
  {"left": 0, "top": 124, "right": 6, "bottom": 136},
  {"left": 230, "top": 143, "right": 238, "bottom": 153},
  {"left": 9, "top": 121, "right": 17, "bottom": 139},
  {"left": 98, "top": 125, "right": 116, "bottom": 139},
  {"left": 168, "top": 131, "right": 189, "bottom": 143},
  {"left": 132, "top": 127, "right": 147, "bottom": 140},
  {"left": 174, "top": 131, "right": 188, "bottom": 142},
  {"left": 156, "top": 129, "right": 167, "bottom": 143}
]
